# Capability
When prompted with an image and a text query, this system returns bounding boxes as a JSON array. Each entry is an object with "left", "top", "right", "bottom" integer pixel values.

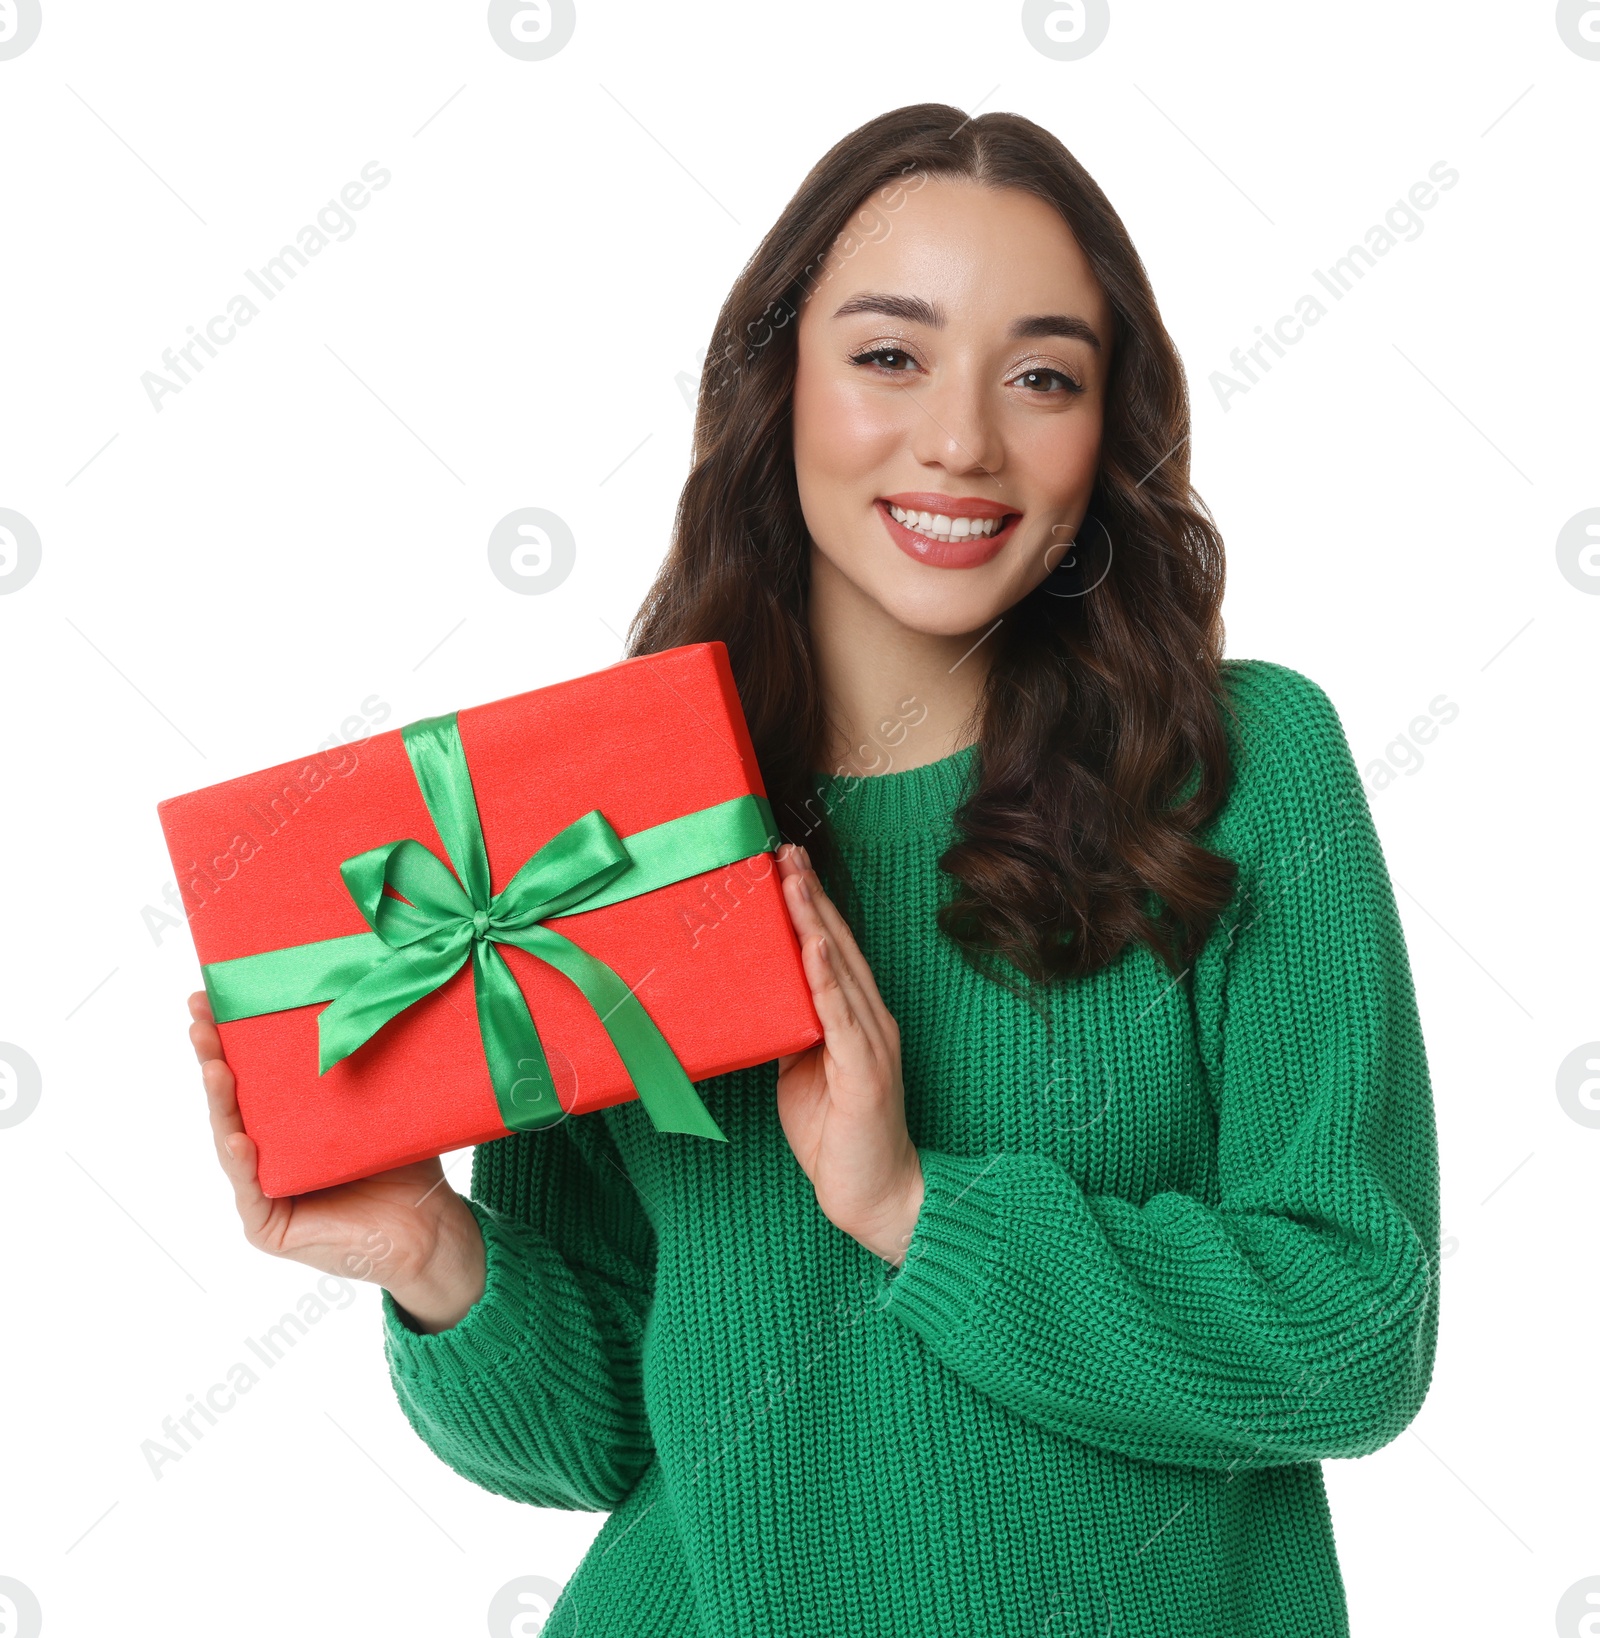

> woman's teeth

[{"left": 886, "top": 503, "right": 1008, "bottom": 541}]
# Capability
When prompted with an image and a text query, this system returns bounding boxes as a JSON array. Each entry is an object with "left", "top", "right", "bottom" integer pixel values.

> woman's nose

[{"left": 906, "top": 368, "right": 1003, "bottom": 477}]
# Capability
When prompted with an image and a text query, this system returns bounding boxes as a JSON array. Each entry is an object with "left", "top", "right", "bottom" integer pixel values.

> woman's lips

[{"left": 876, "top": 499, "right": 1021, "bottom": 569}]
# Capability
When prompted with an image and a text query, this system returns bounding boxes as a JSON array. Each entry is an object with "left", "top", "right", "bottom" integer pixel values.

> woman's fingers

[
  {"left": 783, "top": 868, "right": 876, "bottom": 1031},
  {"left": 198, "top": 1051, "right": 244, "bottom": 1149},
  {"left": 801, "top": 928, "right": 866, "bottom": 1047},
  {"left": 192, "top": 993, "right": 243, "bottom": 1148},
  {"left": 778, "top": 847, "right": 858, "bottom": 974},
  {"left": 808, "top": 889, "right": 881, "bottom": 1009},
  {"left": 779, "top": 851, "right": 883, "bottom": 1048},
  {"left": 782, "top": 881, "right": 895, "bottom": 1090},
  {"left": 202, "top": 1056, "right": 273, "bottom": 1241},
  {"left": 188, "top": 989, "right": 224, "bottom": 1064},
  {"left": 214, "top": 1105, "right": 275, "bottom": 1244},
  {"left": 786, "top": 849, "right": 877, "bottom": 991},
  {"left": 781, "top": 850, "right": 892, "bottom": 1044},
  {"left": 189, "top": 992, "right": 277, "bottom": 1244}
]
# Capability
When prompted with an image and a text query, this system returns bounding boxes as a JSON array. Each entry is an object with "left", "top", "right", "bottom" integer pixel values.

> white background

[{"left": 1, "top": 3, "right": 1597, "bottom": 1634}]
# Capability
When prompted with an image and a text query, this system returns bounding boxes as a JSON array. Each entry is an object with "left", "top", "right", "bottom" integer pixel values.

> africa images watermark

[
  {"left": 693, "top": 160, "right": 930, "bottom": 405},
  {"left": 139, "top": 161, "right": 392, "bottom": 412},
  {"left": 140, "top": 1264, "right": 383, "bottom": 1481},
  {"left": 1209, "top": 160, "right": 1460, "bottom": 412},
  {"left": 151, "top": 692, "right": 393, "bottom": 939}
]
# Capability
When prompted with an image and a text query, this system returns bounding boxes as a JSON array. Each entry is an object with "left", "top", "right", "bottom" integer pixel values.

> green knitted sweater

[{"left": 381, "top": 657, "right": 1440, "bottom": 1638}]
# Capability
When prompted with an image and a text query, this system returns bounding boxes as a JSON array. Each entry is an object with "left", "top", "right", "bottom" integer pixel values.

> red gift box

[{"left": 156, "top": 642, "right": 821, "bottom": 1196}]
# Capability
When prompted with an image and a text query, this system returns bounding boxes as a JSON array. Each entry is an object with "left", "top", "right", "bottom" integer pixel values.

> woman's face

[{"left": 792, "top": 175, "right": 1111, "bottom": 639}]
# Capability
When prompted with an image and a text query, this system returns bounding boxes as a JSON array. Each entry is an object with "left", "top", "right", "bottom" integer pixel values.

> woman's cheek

[
  {"left": 1014, "top": 407, "right": 1101, "bottom": 506},
  {"left": 805, "top": 379, "right": 905, "bottom": 484}
]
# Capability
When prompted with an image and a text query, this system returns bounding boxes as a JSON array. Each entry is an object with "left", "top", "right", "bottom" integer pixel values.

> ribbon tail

[
  {"left": 316, "top": 929, "right": 468, "bottom": 1074},
  {"left": 501, "top": 926, "right": 727, "bottom": 1143},
  {"left": 470, "top": 940, "right": 566, "bottom": 1132}
]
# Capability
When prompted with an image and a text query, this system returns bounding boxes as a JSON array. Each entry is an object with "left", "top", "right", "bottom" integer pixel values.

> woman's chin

[
  {"left": 872, "top": 582, "right": 1022, "bottom": 641},
  {"left": 811, "top": 536, "right": 1037, "bottom": 641}
]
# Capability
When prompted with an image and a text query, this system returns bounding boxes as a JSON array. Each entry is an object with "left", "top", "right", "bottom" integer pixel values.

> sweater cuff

[
  {"left": 382, "top": 1196, "right": 541, "bottom": 1385},
  {"left": 873, "top": 1149, "right": 1006, "bottom": 1347}
]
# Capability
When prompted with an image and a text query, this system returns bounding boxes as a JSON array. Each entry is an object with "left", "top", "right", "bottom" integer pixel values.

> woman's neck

[{"left": 807, "top": 548, "right": 992, "bottom": 777}]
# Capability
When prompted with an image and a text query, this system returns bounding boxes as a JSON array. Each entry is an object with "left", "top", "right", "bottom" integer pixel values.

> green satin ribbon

[{"left": 202, "top": 712, "right": 780, "bottom": 1144}]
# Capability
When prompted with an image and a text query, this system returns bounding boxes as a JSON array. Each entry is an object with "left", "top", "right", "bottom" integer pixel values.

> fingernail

[
  {"left": 797, "top": 872, "right": 811, "bottom": 903},
  {"left": 798, "top": 845, "right": 812, "bottom": 869},
  {"left": 818, "top": 935, "right": 829, "bottom": 961}
]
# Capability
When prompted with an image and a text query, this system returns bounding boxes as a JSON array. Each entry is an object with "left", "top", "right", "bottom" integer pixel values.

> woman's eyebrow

[
  {"left": 1010, "top": 313, "right": 1102, "bottom": 350},
  {"left": 831, "top": 292, "right": 1101, "bottom": 350},
  {"left": 831, "top": 292, "right": 943, "bottom": 327}
]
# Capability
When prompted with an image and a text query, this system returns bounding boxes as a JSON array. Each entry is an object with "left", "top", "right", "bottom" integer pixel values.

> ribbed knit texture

[{"left": 381, "top": 658, "right": 1441, "bottom": 1637}]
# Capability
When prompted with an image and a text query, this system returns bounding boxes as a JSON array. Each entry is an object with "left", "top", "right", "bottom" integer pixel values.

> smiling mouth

[
  {"left": 875, "top": 498, "right": 1022, "bottom": 568},
  {"left": 883, "top": 501, "right": 1019, "bottom": 543}
]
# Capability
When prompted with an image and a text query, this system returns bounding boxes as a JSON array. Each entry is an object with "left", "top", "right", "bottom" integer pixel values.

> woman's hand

[
  {"left": 188, "top": 989, "right": 486, "bottom": 1333},
  {"left": 774, "top": 844, "right": 925, "bottom": 1265}
]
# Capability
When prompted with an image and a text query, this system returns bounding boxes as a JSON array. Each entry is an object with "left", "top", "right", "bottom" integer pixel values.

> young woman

[{"left": 190, "top": 105, "right": 1440, "bottom": 1637}]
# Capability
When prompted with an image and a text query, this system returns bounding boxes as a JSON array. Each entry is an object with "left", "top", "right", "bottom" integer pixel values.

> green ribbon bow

[{"left": 202, "top": 711, "right": 781, "bottom": 1144}]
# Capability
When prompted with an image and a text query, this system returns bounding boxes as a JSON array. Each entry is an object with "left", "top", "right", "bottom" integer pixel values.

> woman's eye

[
  {"left": 849, "top": 347, "right": 918, "bottom": 373},
  {"left": 849, "top": 350, "right": 1083, "bottom": 394},
  {"left": 1014, "top": 367, "right": 1083, "bottom": 395}
]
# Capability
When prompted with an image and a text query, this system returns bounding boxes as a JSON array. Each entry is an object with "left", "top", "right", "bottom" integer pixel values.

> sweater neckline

[{"left": 810, "top": 741, "right": 979, "bottom": 845}]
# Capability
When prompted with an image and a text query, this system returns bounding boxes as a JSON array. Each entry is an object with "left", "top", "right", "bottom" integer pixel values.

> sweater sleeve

[
  {"left": 381, "top": 1111, "right": 657, "bottom": 1509},
  {"left": 873, "top": 661, "right": 1441, "bottom": 1472}
]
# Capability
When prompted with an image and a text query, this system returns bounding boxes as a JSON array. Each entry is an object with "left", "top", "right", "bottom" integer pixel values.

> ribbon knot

[{"left": 471, "top": 907, "right": 492, "bottom": 939}]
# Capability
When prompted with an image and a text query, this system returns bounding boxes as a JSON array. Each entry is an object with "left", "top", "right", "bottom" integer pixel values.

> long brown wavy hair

[{"left": 629, "top": 103, "right": 1241, "bottom": 989}]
